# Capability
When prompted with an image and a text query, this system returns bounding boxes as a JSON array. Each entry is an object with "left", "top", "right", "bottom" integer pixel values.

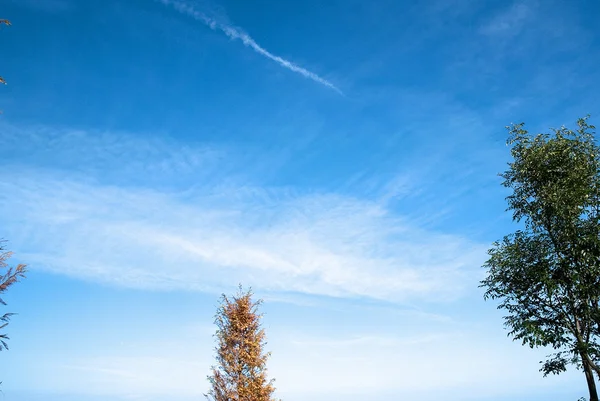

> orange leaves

[{"left": 206, "top": 286, "right": 279, "bottom": 401}]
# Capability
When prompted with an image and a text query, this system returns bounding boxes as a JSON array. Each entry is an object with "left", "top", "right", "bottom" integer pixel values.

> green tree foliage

[
  {"left": 0, "top": 241, "right": 27, "bottom": 351},
  {"left": 206, "top": 286, "right": 279, "bottom": 401},
  {"left": 481, "top": 117, "right": 600, "bottom": 401}
]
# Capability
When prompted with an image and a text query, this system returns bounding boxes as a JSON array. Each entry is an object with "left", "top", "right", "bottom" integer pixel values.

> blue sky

[{"left": 1, "top": 0, "right": 600, "bottom": 400}]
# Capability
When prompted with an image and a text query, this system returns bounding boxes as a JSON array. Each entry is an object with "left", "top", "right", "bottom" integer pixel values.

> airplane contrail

[{"left": 158, "top": 0, "right": 343, "bottom": 94}]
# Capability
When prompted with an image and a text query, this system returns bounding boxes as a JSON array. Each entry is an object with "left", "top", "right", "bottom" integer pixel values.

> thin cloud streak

[
  {"left": 0, "top": 124, "right": 490, "bottom": 303},
  {"left": 158, "top": 0, "right": 343, "bottom": 94},
  {"left": 0, "top": 172, "right": 485, "bottom": 303},
  {"left": 0, "top": 124, "right": 489, "bottom": 303}
]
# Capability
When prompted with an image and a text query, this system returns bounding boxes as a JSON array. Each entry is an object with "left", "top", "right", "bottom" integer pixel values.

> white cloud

[
  {"left": 0, "top": 122, "right": 225, "bottom": 180},
  {"left": 1, "top": 170, "right": 485, "bottom": 302},
  {"left": 158, "top": 0, "right": 342, "bottom": 94},
  {"left": 0, "top": 122, "right": 489, "bottom": 302}
]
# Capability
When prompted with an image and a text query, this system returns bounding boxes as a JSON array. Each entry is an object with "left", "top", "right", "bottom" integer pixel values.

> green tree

[
  {"left": 1, "top": 241, "right": 27, "bottom": 351},
  {"left": 206, "top": 286, "right": 279, "bottom": 401},
  {"left": 481, "top": 116, "right": 600, "bottom": 401}
]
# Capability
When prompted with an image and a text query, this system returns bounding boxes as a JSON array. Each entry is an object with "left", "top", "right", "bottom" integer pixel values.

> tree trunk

[{"left": 583, "top": 355, "right": 599, "bottom": 401}]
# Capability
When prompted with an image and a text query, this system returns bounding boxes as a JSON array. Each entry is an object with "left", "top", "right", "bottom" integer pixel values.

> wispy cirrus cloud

[
  {"left": 158, "top": 0, "right": 342, "bottom": 94},
  {"left": 1, "top": 173, "right": 484, "bottom": 302},
  {"left": 0, "top": 124, "right": 484, "bottom": 303}
]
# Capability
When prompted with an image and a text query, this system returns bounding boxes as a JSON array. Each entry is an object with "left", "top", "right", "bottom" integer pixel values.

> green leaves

[
  {"left": 482, "top": 117, "right": 600, "bottom": 400},
  {"left": 502, "top": 117, "right": 599, "bottom": 231}
]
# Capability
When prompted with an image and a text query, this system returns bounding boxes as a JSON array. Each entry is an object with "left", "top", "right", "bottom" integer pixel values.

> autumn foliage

[{"left": 206, "top": 287, "right": 278, "bottom": 401}]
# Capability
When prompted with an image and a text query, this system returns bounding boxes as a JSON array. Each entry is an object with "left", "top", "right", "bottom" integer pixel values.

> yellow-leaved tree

[{"left": 206, "top": 286, "right": 279, "bottom": 401}]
